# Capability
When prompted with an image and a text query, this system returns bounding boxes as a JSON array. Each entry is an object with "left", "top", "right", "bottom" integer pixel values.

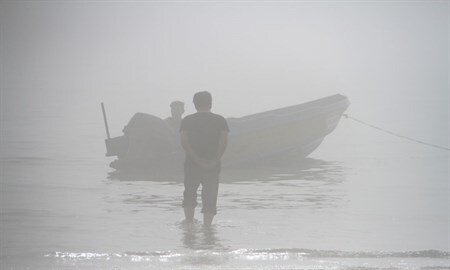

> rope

[{"left": 342, "top": 114, "right": 450, "bottom": 152}]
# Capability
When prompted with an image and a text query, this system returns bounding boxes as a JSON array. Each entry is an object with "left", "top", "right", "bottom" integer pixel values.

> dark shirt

[{"left": 180, "top": 112, "right": 229, "bottom": 160}]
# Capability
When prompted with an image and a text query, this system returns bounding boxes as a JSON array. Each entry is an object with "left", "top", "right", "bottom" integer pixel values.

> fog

[
  {"left": 1, "top": 2, "right": 447, "bottom": 134},
  {"left": 0, "top": 1, "right": 449, "bottom": 268}
]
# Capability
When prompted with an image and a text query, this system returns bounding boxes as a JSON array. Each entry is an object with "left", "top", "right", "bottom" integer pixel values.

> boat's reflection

[
  {"left": 107, "top": 156, "right": 347, "bottom": 213},
  {"left": 107, "top": 156, "right": 346, "bottom": 185},
  {"left": 222, "top": 156, "right": 345, "bottom": 184},
  {"left": 219, "top": 156, "right": 348, "bottom": 212}
]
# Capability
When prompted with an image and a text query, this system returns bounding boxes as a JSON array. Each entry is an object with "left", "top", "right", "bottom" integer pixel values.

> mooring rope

[{"left": 342, "top": 114, "right": 450, "bottom": 152}]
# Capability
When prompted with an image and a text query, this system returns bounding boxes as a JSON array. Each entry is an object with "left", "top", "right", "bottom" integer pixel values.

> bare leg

[
  {"left": 203, "top": 213, "right": 214, "bottom": 227},
  {"left": 184, "top": 207, "right": 195, "bottom": 224}
]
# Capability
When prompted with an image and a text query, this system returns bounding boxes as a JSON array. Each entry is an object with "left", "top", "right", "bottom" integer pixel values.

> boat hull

[{"left": 105, "top": 94, "right": 350, "bottom": 171}]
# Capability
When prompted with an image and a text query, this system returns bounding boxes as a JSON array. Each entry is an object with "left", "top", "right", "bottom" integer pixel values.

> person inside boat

[
  {"left": 180, "top": 91, "right": 229, "bottom": 227},
  {"left": 165, "top": 101, "right": 185, "bottom": 132}
]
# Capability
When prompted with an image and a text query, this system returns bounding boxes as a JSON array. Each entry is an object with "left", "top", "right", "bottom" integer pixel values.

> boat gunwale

[
  {"left": 231, "top": 94, "right": 349, "bottom": 122},
  {"left": 228, "top": 95, "right": 350, "bottom": 134}
]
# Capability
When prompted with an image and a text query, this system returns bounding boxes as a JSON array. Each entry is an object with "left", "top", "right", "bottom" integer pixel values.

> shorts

[{"left": 182, "top": 159, "right": 221, "bottom": 215}]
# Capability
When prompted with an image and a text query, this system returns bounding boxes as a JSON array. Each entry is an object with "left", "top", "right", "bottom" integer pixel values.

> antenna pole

[{"left": 101, "top": 102, "right": 111, "bottom": 139}]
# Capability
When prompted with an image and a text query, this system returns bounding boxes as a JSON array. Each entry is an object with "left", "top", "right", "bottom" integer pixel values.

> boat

[{"left": 103, "top": 94, "right": 350, "bottom": 172}]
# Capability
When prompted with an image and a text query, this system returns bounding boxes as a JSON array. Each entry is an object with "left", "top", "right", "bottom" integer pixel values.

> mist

[
  {"left": 0, "top": 1, "right": 449, "bottom": 268},
  {"left": 2, "top": 2, "right": 447, "bottom": 122}
]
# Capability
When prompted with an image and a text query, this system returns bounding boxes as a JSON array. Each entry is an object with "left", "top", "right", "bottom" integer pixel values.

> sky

[{"left": 0, "top": 0, "right": 448, "bottom": 146}]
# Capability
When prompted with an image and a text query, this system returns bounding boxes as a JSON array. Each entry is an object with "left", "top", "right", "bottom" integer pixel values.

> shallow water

[{"left": 1, "top": 108, "right": 449, "bottom": 269}]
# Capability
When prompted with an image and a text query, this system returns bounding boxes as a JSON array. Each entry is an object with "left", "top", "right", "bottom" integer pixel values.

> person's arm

[
  {"left": 181, "top": 130, "right": 216, "bottom": 168},
  {"left": 214, "top": 130, "right": 228, "bottom": 161},
  {"left": 180, "top": 130, "right": 200, "bottom": 162}
]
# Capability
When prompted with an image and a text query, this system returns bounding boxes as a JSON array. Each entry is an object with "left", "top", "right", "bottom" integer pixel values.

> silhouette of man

[
  {"left": 165, "top": 101, "right": 185, "bottom": 132},
  {"left": 180, "top": 91, "right": 229, "bottom": 226}
]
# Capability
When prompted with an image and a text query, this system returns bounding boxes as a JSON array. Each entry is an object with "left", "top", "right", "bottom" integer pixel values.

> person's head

[
  {"left": 170, "top": 101, "right": 185, "bottom": 118},
  {"left": 193, "top": 91, "right": 212, "bottom": 111}
]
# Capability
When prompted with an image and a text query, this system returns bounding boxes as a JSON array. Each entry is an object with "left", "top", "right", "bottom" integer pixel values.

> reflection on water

[
  {"left": 103, "top": 157, "right": 348, "bottom": 216},
  {"left": 107, "top": 157, "right": 346, "bottom": 183},
  {"left": 107, "top": 167, "right": 183, "bottom": 182},
  {"left": 222, "top": 157, "right": 346, "bottom": 183},
  {"left": 180, "top": 223, "right": 225, "bottom": 251},
  {"left": 222, "top": 158, "right": 347, "bottom": 211}
]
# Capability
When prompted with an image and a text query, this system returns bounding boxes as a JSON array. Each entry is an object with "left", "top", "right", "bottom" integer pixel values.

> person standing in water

[{"left": 180, "top": 91, "right": 229, "bottom": 227}]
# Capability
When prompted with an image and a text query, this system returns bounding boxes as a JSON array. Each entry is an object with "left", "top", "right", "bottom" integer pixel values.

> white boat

[{"left": 103, "top": 94, "right": 350, "bottom": 171}]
